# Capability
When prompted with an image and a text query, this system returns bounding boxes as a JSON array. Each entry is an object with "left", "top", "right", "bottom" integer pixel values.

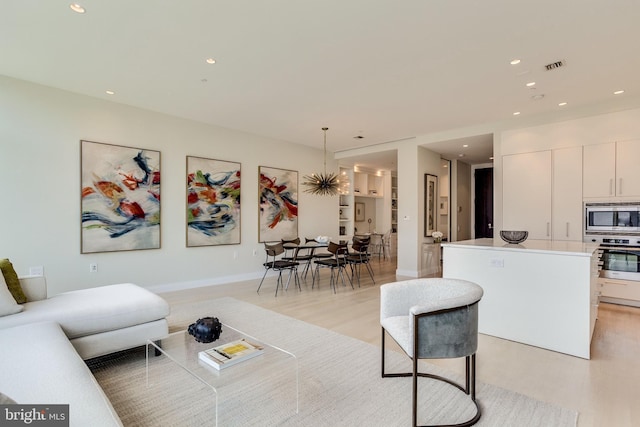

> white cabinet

[
  {"left": 353, "top": 172, "right": 383, "bottom": 197},
  {"left": 616, "top": 140, "right": 640, "bottom": 197},
  {"left": 583, "top": 140, "right": 640, "bottom": 198},
  {"left": 340, "top": 169, "right": 392, "bottom": 239},
  {"left": 503, "top": 148, "right": 584, "bottom": 241},
  {"left": 583, "top": 142, "right": 615, "bottom": 198},
  {"left": 552, "top": 147, "right": 583, "bottom": 241},
  {"left": 599, "top": 278, "right": 640, "bottom": 307},
  {"left": 503, "top": 151, "right": 552, "bottom": 239}
]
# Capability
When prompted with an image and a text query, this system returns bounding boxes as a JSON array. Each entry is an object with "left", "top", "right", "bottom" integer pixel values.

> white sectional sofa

[{"left": 0, "top": 276, "right": 171, "bottom": 426}]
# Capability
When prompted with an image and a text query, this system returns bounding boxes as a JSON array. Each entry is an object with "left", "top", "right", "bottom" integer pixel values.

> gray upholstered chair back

[
  {"left": 380, "top": 278, "right": 483, "bottom": 359},
  {"left": 414, "top": 302, "right": 479, "bottom": 359}
]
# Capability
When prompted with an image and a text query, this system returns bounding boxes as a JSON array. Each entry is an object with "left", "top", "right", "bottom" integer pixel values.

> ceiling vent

[{"left": 544, "top": 60, "right": 565, "bottom": 71}]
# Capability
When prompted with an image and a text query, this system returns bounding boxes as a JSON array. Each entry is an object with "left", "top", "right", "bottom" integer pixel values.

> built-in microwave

[{"left": 584, "top": 202, "right": 640, "bottom": 234}]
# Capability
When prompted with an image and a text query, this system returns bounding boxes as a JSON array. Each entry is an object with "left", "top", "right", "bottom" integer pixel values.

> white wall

[
  {"left": 353, "top": 197, "right": 377, "bottom": 234},
  {"left": 0, "top": 76, "right": 337, "bottom": 295},
  {"left": 395, "top": 143, "right": 442, "bottom": 277}
]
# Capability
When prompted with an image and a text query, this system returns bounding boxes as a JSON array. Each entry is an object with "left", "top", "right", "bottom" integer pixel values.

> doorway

[{"left": 474, "top": 167, "right": 493, "bottom": 238}]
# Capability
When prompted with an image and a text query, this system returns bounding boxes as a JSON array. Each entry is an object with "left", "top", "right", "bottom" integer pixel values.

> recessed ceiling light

[
  {"left": 458, "top": 154, "right": 464, "bottom": 157},
  {"left": 526, "top": 82, "right": 536, "bottom": 87},
  {"left": 69, "top": 3, "right": 85, "bottom": 13},
  {"left": 558, "top": 102, "right": 567, "bottom": 106},
  {"left": 105, "top": 90, "right": 115, "bottom": 95},
  {"left": 614, "top": 90, "right": 625, "bottom": 95},
  {"left": 531, "top": 94, "right": 545, "bottom": 100},
  {"left": 463, "top": 144, "right": 469, "bottom": 148},
  {"left": 510, "top": 59, "right": 521, "bottom": 65},
  {"left": 513, "top": 111, "right": 521, "bottom": 116},
  {"left": 206, "top": 58, "right": 216, "bottom": 64}
]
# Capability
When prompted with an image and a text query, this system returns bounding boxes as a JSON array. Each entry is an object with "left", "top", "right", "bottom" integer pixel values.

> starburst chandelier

[{"left": 302, "top": 127, "right": 340, "bottom": 196}]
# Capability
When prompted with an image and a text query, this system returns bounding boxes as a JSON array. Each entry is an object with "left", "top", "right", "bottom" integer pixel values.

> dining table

[{"left": 282, "top": 241, "right": 329, "bottom": 281}]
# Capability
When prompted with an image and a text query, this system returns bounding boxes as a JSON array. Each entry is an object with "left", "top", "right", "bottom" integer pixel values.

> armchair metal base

[{"left": 382, "top": 328, "right": 481, "bottom": 427}]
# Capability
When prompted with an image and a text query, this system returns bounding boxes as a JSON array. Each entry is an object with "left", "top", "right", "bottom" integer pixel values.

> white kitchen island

[{"left": 442, "top": 238, "right": 600, "bottom": 359}]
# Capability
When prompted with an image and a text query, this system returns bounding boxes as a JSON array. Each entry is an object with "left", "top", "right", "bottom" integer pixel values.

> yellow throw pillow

[{"left": 0, "top": 259, "right": 27, "bottom": 304}]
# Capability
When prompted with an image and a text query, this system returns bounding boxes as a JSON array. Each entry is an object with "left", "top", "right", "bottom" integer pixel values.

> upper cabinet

[
  {"left": 615, "top": 140, "right": 640, "bottom": 197},
  {"left": 353, "top": 172, "right": 383, "bottom": 198},
  {"left": 584, "top": 140, "right": 640, "bottom": 198}
]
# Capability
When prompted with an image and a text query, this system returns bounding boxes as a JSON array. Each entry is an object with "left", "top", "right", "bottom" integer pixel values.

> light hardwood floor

[{"left": 160, "top": 257, "right": 640, "bottom": 427}]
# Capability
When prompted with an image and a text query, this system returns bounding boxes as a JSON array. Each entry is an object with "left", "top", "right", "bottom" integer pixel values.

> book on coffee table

[{"left": 198, "top": 339, "right": 264, "bottom": 370}]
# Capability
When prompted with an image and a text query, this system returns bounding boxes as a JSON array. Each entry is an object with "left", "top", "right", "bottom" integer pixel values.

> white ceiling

[{"left": 3, "top": 1, "right": 640, "bottom": 169}]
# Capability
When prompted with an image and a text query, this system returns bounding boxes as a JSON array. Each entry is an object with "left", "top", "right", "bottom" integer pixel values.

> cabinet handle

[
  {"left": 610, "top": 178, "right": 614, "bottom": 195},
  {"left": 547, "top": 222, "right": 550, "bottom": 237},
  {"left": 619, "top": 178, "right": 623, "bottom": 195},
  {"left": 566, "top": 222, "right": 570, "bottom": 237}
]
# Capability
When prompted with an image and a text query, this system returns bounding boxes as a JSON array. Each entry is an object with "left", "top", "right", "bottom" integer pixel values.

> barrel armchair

[{"left": 380, "top": 278, "right": 483, "bottom": 427}]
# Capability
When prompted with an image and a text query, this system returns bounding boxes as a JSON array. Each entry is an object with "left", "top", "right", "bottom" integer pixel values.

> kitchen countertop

[{"left": 442, "top": 238, "right": 598, "bottom": 257}]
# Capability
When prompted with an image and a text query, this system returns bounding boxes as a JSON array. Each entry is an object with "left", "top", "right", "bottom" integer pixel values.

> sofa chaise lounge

[{"left": 0, "top": 275, "right": 170, "bottom": 426}]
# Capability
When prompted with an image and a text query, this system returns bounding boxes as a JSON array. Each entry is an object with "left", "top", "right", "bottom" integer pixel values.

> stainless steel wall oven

[
  {"left": 585, "top": 202, "right": 640, "bottom": 284},
  {"left": 593, "top": 238, "right": 640, "bottom": 281}
]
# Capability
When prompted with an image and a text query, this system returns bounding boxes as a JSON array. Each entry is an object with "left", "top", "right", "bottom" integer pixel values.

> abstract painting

[
  {"left": 258, "top": 166, "right": 298, "bottom": 242},
  {"left": 81, "top": 140, "right": 161, "bottom": 253},
  {"left": 186, "top": 156, "right": 241, "bottom": 246}
]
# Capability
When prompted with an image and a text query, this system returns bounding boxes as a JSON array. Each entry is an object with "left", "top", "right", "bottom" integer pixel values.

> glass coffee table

[{"left": 146, "top": 323, "right": 298, "bottom": 426}]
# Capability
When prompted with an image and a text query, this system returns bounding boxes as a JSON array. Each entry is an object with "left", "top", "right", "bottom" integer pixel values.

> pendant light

[{"left": 302, "top": 127, "right": 340, "bottom": 196}]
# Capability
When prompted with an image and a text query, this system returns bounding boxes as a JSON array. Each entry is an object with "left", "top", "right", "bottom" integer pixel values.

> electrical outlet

[
  {"left": 89, "top": 263, "right": 98, "bottom": 273},
  {"left": 233, "top": 251, "right": 238, "bottom": 259},
  {"left": 490, "top": 258, "right": 504, "bottom": 268},
  {"left": 252, "top": 249, "right": 257, "bottom": 256},
  {"left": 29, "top": 266, "right": 44, "bottom": 276}
]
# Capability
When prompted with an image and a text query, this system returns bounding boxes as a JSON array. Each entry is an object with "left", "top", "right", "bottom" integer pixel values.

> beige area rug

[{"left": 88, "top": 297, "right": 578, "bottom": 426}]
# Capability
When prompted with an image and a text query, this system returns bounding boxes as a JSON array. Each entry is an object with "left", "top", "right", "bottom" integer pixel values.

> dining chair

[
  {"left": 346, "top": 237, "right": 375, "bottom": 286},
  {"left": 369, "top": 233, "right": 384, "bottom": 261},
  {"left": 313, "top": 241, "right": 352, "bottom": 293},
  {"left": 257, "top": 242, "right": 300, "bottom": 296},
  {"left": 282, "top": 237, "right": 314, "bottom": 281},
  {"left": 281, "top": 237, "right": 301, "bottom": 260},
  {"left": 381, "top": 228, "right": 392, "bottom": 259}
]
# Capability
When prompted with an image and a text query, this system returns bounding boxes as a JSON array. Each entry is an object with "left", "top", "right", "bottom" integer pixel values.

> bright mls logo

[{"left": 1, "top": 405, "right": 69, "bottom": 426}]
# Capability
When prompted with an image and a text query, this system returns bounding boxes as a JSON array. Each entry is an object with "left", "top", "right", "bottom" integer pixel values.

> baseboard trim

[
  {"left": 395, "top": 268, "right": 419, "bottom": 278},
  {"left": 149, "top": 271, "right": 269, "bottom": 294}
]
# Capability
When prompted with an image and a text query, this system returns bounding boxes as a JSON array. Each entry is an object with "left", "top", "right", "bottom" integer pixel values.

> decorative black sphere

[{"left": 188, "top": 317, "right": 222, "bottom": 343}]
